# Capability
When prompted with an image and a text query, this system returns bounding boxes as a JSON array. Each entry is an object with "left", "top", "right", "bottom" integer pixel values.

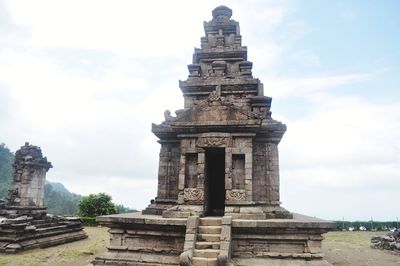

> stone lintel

[
  {"left": 177, "top": 132, "right": 257, "bottom": 139},
  {"left": 157, "top": 139, "right": 180, "bottom": 144}
]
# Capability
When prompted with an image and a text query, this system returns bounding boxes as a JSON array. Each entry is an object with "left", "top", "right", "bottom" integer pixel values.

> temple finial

[{"left": 212, "top": 5, "right": 232, "bottom": 19}]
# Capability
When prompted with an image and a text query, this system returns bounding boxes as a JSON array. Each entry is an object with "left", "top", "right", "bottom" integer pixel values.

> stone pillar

[
  {"left": 157, "top": 144, "right": 168, "bottom": 200},
  {"left": 225, "top": 147, "right": 232, "bottom": 191},
  {"left": 244, "top": 148, "right": 253, "bottom": 203},
  {"left": 177, "top": 153, "right": 186, "bottom": 204},
  {"left": 197, "top": 151, "right": 205, "bottom": 189},
  {"left": 156, "top": 142, "right": 180, "bottom": 201},
  {"left": 227, "top": 138, "right": 252, "bottom": 204},
  {"left": 267, "top": 143, "right": 280, "bottom": 205},
  {"left": 8, "top": 142, "right": 52, "bottom": 208}
]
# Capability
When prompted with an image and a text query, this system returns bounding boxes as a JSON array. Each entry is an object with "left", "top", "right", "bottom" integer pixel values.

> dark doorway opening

[{"left": 205, "top": 148, "right": 225, "bottom": 216}]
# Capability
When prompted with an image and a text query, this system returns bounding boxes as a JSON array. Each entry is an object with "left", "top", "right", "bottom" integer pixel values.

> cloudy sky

[{"left": 1, "top": 0, "right": 399, "bottom": 221}]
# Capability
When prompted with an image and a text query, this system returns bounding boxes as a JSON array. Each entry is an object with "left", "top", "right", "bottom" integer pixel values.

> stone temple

[
  {"left": 95, "top": 6, "right": 334, "bottom": 266},
  {"left": 0, "top": 143, "right": 87, "bottom": 253}
]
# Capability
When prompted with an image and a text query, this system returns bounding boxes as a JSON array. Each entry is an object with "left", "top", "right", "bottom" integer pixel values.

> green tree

[
  {"left": 78, "top": 192, "right": 117, "bottom": 217},
  {"left": 0, "top": 143, "right": 14, "bottom": 199}
]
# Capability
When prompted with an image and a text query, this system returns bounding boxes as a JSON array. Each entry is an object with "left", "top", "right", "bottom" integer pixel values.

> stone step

[
  {"left": 197, "top": 233, "right": 220, "bottom": 242},
  {"left": 195, "top": 241, "right": 220, "bottom": 249},
  {"left": 35, "top": 225, "right": 68, "bottom": 232},
  {"left": 193, "top": 249, "right": 220, "bottom": 258},
  {"left": 199, "top": 217, "right": 221, "bottom": 226},
  {"left": 198, "top": 226, "right": 221, "bottom": 234},
  {"left": 35, "top": 223, "right": 60, "bottom": 229},
  {"left": 192, "top": 257, "right": 217, "bottom": 266}
]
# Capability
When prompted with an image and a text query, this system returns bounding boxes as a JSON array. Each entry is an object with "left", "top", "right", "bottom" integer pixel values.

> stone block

[
  {"left": 307, "top": 240, "right": 322, "bottom": 253},
  {"left": 221, "top": 216, "right": 232, "bottom": 225},
  {"left": 220, "top": 227, "right": 231, "bottom": 241},
  {"left": 239, "top": 207, "right": 263, "bottom": 214},
  {"left": 186, "top": 216, "right": 199, "bottom": 229}
]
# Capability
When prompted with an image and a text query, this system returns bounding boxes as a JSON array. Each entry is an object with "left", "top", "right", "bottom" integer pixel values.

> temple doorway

[{"left": 204, "top": 148, "right": 225, "bottom": 216}]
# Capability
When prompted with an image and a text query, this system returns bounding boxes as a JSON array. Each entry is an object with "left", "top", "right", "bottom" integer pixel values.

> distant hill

[
  {"left": 45, "top": 181, "right": 83, "bottom": 215},
  {"left": 0, "top": 143, "right": 13, "bottom": 200},
  {"left": 0, "top": 143, "right": 137, "bottom": 215}
]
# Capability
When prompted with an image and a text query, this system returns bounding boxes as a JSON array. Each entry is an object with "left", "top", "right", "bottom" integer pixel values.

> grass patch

[{"left": 324, "top": 231, "right": 384, "bottom": 245}]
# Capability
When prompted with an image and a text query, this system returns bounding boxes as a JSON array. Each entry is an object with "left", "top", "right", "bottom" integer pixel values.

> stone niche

[
  {"left": 0, "top": 143, "right": 87, "bottom": 253},
  {"left": 94, "top": 6, "right": 335, "bottom": 266}
]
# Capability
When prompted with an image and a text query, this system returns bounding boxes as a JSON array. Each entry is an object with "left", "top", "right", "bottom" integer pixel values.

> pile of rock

[{"left": 371, "top": 229, "right": 400, "bottom": 253}]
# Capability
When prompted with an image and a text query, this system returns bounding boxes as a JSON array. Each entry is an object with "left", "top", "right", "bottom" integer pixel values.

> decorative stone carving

[
  {"left": 239, "top": 61, "right": 253, "bottom": 76},
  {"left": 226, "top": 189, "right": 246, "bottom": 201},
  {"left": 210, "top": 60, "right": 227, "bottom": 77},
  {"left": 6, "top": 188, "right": 19, "bottom": 205},
  {"left": 183, "top": 188, "right": 204, "bottom": 202},
  {"left": 196, "top": 137, "right": 232, "bottom": 148},
  {"left": 212, "top": 5, "right": 232, "bottom": 18},
  {"left": 208, "top": 90, "right": 220, "bottom": 102},
  {"left": 216, "top": 36, "right": 225, "bottom": 47},
  {"left": 164, "top": 110, "right": 173, "bottom": 122},
  {"left": 188, "top": 64, "right": 201, "bottom": 77}
]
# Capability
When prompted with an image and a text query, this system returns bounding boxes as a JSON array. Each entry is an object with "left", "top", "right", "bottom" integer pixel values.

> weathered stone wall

[
  {"left": 252, "top": 142, "right": 268, "bottom": 202},
  {"left": 230, "top": 217, "right": 331, "bottom": 260},
  {"left": 94, "top": 214, "right": 187, "bottom": 265},
  {"left": 157, "top": 143, "right": 180, "bottom": 201},
  {"left": 184, "top": 153, "right": 198, "bottom": 188},
  {"left": 252, "top": 142, "right": 280, "bottom": 204}
]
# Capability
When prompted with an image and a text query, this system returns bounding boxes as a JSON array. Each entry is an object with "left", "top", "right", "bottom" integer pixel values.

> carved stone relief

[
  {"left": 196, "top": 137, "right": 232, "bottom": 148},
  {"left": 226, "top": 189, "right": 246, "bottom": 201},
  {"left": 183, "top": 188, "right": 204, "bottom": 202}
]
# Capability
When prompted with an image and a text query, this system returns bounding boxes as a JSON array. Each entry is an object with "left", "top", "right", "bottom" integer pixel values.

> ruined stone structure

[
  {"left": 371, "top": 229, "right": 400, "bottom": 254},
  {"left": 0, "top": 143, "right": 87, "bottom": 253},
  {"left": 95, "top": 6, "right": 334, "bottom": 266}
]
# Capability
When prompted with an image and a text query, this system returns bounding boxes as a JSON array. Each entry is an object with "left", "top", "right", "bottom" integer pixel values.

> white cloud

[
  {"left": 266, "top": 73, "right": 369, "bottom": 98},
  {"left": 280, "top": 95, "right": 400, "bottom": 220},
  {"left": 5, "top": 0, "right": 211, "bottom": 58}
]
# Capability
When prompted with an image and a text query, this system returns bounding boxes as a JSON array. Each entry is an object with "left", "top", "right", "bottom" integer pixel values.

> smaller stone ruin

[
  {"left": 0, "top": 142, "right": 87, "bottom": 253},
  {"left": 371, "top": 229, "right": 400, "bottom": 253}
]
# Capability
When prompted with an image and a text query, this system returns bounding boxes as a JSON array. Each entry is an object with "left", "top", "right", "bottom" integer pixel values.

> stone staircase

[{"left": 192, "top": 217, "right": 222, "bottom": 266}]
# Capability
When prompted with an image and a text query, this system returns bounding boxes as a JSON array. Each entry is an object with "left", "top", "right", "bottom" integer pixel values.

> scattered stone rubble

[
  {"left": 0, "top": 142, "right": 87, "bottom": 253},
  {"left": 371, "top": 229, "right": 400, "bottom": 253}
]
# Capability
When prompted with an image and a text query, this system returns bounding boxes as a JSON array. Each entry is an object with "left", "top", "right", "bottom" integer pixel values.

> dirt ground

[
  {"left": 0, "top": 227, "right": 108, "bottom": 266},
  {"left": 1, "top": 228, "right": 400, "bottom": 265},
  {"left": 323, "top": 231, "right": 400, "bottom": 266}
]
